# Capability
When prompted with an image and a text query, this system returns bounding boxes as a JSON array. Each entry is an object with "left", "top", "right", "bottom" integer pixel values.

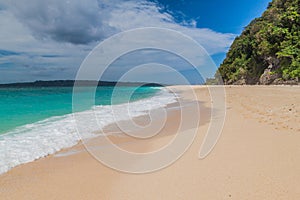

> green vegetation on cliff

[{"left": 218, "top": 0, "right": 300, "bottom": 84}]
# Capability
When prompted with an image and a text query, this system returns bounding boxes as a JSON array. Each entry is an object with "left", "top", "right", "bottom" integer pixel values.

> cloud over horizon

[{"left": 0, "top": 0, "right": 235, "bottom": 83}]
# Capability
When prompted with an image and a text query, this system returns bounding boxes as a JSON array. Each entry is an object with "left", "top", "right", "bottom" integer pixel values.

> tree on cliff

[{"left": 218, "top": 0, "right": 299, "bottom": 85}]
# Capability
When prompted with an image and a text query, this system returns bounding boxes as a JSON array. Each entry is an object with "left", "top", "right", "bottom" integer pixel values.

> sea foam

[{"left": 0, "top": 88, "right": 176, "bottom": 174}]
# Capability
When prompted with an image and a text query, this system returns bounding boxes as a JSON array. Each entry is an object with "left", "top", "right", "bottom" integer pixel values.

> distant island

[
  {"left": 0, "top": 80, "right": 163, "bottom": 88},
  {"left": 217, "top": 0, "right": 299, "bottom": 85}
]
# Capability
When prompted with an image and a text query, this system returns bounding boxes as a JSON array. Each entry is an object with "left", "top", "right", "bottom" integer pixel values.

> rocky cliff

[{"left": 218, "top": 0, "right": 299, "bottom": 85}]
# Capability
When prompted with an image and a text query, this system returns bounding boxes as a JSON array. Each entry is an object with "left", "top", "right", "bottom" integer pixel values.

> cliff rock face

[{"left": 218, "top": 0, "right": 300, "bottom": 85}]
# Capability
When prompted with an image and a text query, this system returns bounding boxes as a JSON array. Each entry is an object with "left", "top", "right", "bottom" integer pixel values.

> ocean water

[{"left": 0, "top": 86, "right": 176, "bottom": 174}]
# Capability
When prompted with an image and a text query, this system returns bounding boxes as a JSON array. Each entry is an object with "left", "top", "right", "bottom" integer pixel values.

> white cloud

[
  {"left": 107, "top": 0, "right": 235, "bottom": 54},
  {"left": 0, "top": 0, "right": 235, "bottom": 83}
]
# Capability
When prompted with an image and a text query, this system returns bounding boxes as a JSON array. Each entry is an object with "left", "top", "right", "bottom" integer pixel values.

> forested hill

[{"left": 218, "top": 0, "right": 299, "bottom": 85}]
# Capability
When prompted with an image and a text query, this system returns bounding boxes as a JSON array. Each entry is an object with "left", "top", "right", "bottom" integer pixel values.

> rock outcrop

[{"left": 218, "top": 0, "right": 300, "bottom": 85}]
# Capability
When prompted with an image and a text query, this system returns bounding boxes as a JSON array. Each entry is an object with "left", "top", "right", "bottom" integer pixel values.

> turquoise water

[
  {"left": 0, "top": 85, "right": 178, "bottom": 174},
  {"left": 0, "top": 86, "right": 159, "bottom": 134}
]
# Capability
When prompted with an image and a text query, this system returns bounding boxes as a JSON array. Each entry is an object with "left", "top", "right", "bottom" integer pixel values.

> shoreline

[
  {"left": 0, "top": 86, "right": 175, "bottom": 175},
  {"left": 1, "top": 85, "right": 300, "bottom": 199}
]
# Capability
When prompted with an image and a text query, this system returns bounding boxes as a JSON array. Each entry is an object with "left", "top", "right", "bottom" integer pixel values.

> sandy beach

[{"left": 0, "top": 85, "right": 299, "bottom": 199}]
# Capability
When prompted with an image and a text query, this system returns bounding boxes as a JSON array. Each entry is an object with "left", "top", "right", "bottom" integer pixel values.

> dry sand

[{"left": 0, "top": 86, "right": 299, "bottom": 199}]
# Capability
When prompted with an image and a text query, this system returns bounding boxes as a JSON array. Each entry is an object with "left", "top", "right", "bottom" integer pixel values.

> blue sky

[
  {"left": 0, "top": 0, "right": 270, "bottom": 84},
  {"left": 155, "top": 0, "right": 271, "bottom": 33}
]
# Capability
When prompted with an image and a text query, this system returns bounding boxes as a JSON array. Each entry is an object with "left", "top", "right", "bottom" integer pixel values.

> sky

[{"left": 0, "top": 0, "right": 271, "bottom": 84}]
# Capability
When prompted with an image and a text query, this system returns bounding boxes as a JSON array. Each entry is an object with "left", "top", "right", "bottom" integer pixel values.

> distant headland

[{"left": 0, "top": 80, "right": 164, "bottom": 88}]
